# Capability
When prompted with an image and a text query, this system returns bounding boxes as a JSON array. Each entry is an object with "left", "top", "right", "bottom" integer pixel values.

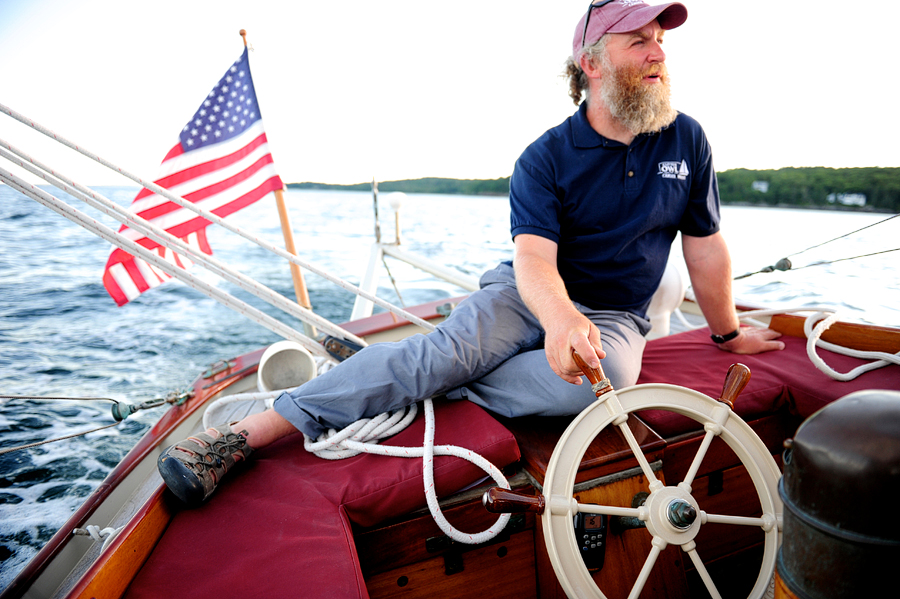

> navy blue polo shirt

[{"left": 510, "top": 103, "right": 720, "bottom": 318}]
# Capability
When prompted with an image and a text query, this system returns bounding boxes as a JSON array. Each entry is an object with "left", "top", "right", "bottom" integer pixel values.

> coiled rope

[
  {"left": 676, "top": 306, "right": 900, "bottom": 381},
  {"left": 803, "top": 311, "right": 900, "bottom": 380},
  {"left": 303, "top": 399, "right": 512, "bottom": 545},
  {"left": 203, "top": 348, "right": 513, "bottom": 544}
]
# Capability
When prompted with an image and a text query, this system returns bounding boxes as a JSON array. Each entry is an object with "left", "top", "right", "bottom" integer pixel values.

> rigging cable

[
  {"left": 0, "top": 392, "right": 189, "bottom": 455},
  {"left": 0, "top": 102, "right": 435, "bottom": 333},
  {"left": 734, "top": 213, "right": 899, "bottom": 280},
  {"left": 784, "top": 213, "right": 898, "bottom": 258}
]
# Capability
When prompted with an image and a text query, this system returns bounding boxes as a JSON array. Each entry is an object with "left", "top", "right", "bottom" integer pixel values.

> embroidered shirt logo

[{"left": 658, "top": 160, "right": 690, "bottom": 181}]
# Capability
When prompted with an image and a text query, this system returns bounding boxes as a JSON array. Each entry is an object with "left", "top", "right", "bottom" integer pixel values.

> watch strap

[{"left": 711, "top": 328, "right": 741, "bottom": 344}]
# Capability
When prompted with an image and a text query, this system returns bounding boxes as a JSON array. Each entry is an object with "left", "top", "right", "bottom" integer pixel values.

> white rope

[
  {"left": 73, "top": 525, "right": 124, "bottom": 552},
  {"left": 803, "top": 311, "right": 900, "bottom": 381},
  {"left": 304, "top": 403, "right": 419, "bottom": 460},
  {"left": 201, "top": 357, "right": 338, "bottom": 429},
  {"left": 304, "top": 398, "right": 512, "bottom": 545},
  {"left": 0, "top": 102, "right": 435, "bottom": 333},
  {"left": 0, "top": 140, "right": 369, "bottom": 349},
  {"left": 716, "top": 306, "right": 899, "bottom": 382},
  {"left": 202, "top": 390, "right": 283, "bottom": 431}
]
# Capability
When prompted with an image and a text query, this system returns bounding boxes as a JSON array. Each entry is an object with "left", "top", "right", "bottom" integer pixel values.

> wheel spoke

[
  {"left": 615, "top": 418, "right": 661, "bottom": 486},
  {"left": 681, "top": 428, "right": 717, "bottom": 489},
  {"left": 627, "top": 537, "right": 665, "bottom": 599},
  {"left": 574, "top": 502, "right": 641, "bottom": 519},
  {"left": 702, "top": 511, "right": 776, "bottom": 529},
  {"left": 683, "top": 542, "right": 723, "bottom": 599},
  {"left": 601, "top": 393, "right": 661, "bottom": 487}
]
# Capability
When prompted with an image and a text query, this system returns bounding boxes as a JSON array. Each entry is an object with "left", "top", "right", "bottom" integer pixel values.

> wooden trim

[
  {"left": 1, "top": 350, "right": 264, "bottom": 599},
  {"left": 774, "top": 571, "right": 801, "bottom": 599},
  {"left": 69, "top": 487, "right": 175, "bottom": 599},
  {"left": 768, "top": 314, "right": 900, "bottom": 353}
]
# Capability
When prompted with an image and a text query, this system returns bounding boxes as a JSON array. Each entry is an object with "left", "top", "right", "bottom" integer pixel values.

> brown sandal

[{"left": 157, "top": 424, "right": 253, "bottom": 506}]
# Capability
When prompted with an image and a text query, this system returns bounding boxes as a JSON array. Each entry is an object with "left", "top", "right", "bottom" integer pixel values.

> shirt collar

[
  {"left": 571, "top": 102, "right": 612, "bottom": 149},
  {"left": 570, "top": 102, "right": 678, "bottom": 149}
]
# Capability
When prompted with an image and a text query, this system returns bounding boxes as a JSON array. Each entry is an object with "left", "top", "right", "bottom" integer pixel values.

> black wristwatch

[{"left": 710, "top": 328, "right": 741, "bottom": 344}]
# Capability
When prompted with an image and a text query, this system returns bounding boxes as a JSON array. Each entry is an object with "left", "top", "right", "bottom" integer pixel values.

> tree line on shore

[
  {"left": 288, "top": 167, "right": 900, "bottom": 212},
  {"left": 290, "top": 177, "right": 510, "bottom": 197}
]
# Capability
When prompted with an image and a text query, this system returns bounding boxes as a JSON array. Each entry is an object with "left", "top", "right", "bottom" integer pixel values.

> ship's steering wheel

[{"left": 484, "top": 358, "right": 783, "bottom": 599}]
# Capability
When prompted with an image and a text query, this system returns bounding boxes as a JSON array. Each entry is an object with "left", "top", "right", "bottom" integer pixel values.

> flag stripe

[
  {"left": 132, "top": 152, "right": 275, "bottom": 223},
  {"left": 128, "top": 121, "right": 270, "bottom": 213},
  {"left": 162, "top": 174, "right": 282, "bottom": 239},
  {"left": 105, "top": 263, "right": 140, "bottom": 305},
  {"left": 160, "top": 143, "right": 184, "bottom": 163},
  {"left": 132, "top": 126, "right": 270, "bottom": 203},
  {"left": 117, "top": 161, "right": 280, "bottom": 244}
]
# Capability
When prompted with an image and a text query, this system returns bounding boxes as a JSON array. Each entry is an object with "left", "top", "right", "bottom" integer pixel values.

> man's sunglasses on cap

[{"left": 580, "top": 0, "right": 617, "bottom": 49}]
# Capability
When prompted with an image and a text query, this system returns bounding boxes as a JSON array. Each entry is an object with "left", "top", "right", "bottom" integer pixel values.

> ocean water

[{"left": 1, "top": 185, "right": 898, "bottom": 588}]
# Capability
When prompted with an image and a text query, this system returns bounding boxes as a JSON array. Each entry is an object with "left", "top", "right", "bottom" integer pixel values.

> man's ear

[{"left": 579, "top": 52, "right": 603, "bottom": 80}]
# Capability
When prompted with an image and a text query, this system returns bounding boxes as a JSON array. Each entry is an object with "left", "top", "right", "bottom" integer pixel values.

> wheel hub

[
  {"left": 667, "top": 498, "right": 697, "bottom": 529},
  {"left": 641, "top": 484, "right": 702, "bottom": 545}
]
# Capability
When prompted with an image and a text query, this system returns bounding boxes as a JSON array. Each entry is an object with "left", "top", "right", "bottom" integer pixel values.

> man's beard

[{"left": 599, "top": 58, "right": 677, "bottom": 135}]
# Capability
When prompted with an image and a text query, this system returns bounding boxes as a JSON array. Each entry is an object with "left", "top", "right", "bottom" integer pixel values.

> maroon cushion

[
  {"left": 126, "top": 399, "right": 519, "bottom": 599},
  {"left": 637, "top": 327, "right": 900, "bottom": 437}
]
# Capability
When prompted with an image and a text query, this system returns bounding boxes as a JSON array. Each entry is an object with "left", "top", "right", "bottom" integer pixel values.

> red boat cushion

[
  {"left": 636, "top": 326, "right": 900, "bottom": 437},
  {"left": 126, "top": 399, "right": 520, "bottom": 599}
]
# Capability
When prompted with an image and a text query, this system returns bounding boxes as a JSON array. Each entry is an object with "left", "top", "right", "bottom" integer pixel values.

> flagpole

[
  {"left": 241, "top": 29, "right": 316, "bottom": 338},
  {"left": 274, "top": 187, "right": 314, "bottom": 313}
]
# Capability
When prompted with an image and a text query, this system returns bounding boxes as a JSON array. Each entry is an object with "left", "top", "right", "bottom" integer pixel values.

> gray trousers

[{"left": 273, "top": 263, "right": 651, "bottom": 438}]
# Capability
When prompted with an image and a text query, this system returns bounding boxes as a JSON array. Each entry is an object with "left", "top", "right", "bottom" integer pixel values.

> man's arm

[
  {"left": 513, "top": 233, "right": 605, "bottom": 384},
  {"left": 682, "top": 232, "right": 784, "bottom": 354}
]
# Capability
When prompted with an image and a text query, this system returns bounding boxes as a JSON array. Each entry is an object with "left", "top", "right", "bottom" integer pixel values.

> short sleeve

[
  {"left": 678, "top": 124, "right": 720, "bottom": 237},
  {"left": 509, "top": 145, "right": 563, "bottom": 244}
]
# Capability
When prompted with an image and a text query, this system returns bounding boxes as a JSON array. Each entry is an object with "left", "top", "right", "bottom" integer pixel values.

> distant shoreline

[
  {"left": 288, "top": 166, "right": 900, "bottom": 213},
  {"left": 719, "top": 201, "right": 895, "bottom": 214}
]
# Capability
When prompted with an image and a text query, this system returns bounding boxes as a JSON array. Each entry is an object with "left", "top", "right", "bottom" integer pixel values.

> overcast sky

[{"left": 2, "top": 0, "right": 898, "bottom": 186}]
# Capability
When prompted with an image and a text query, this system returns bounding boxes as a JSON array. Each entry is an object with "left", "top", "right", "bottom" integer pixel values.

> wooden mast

[{"left": 240, "top": 29, "right": 315, "bottom": 337}]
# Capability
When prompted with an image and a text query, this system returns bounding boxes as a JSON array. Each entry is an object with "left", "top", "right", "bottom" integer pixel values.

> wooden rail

[{"left": 768, "top": 314, "right": 900, "bottom": 353}]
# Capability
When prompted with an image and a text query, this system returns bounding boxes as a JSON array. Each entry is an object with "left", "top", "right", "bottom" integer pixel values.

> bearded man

[
  {"left": 158, "top": 0, "right": 784, "bottom": 507},
  {"left": 511, "top": 0, "right": 785, "bottom": 389}
]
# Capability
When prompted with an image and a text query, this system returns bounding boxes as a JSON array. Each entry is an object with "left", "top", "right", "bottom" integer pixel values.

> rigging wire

[
  {"left": 0, "top": 392, "right": 188, "bottom": 455},
  {"left": 0, "top": 140, "right": 368, "bottom": 350},
  {"left": 0, "top": 101, "right": 436, "bottom": 333},
  {"left": 784, "top": 213, "right": 898, "bottom": 259},
  {"left": 381, "top": 253, "right": 407, "bottom": 308},
  {"left": 735, "top": 213, "right": 900, "bottom": 280},
  {"left": 735, "top": 246, "right": 900, "bottom": 280},
  {"left": 783, "top": 247, "right": 900, "bottom": 271}
]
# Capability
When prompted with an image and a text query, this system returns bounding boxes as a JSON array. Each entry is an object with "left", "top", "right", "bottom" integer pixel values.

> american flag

[{"left": 102, "top": 47, "right": 283, "bottom": 306}]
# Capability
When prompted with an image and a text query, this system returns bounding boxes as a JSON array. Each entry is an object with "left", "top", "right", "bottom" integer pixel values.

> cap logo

[{"left": 618, "top": 0, "right": 645, "bottom": 7}]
